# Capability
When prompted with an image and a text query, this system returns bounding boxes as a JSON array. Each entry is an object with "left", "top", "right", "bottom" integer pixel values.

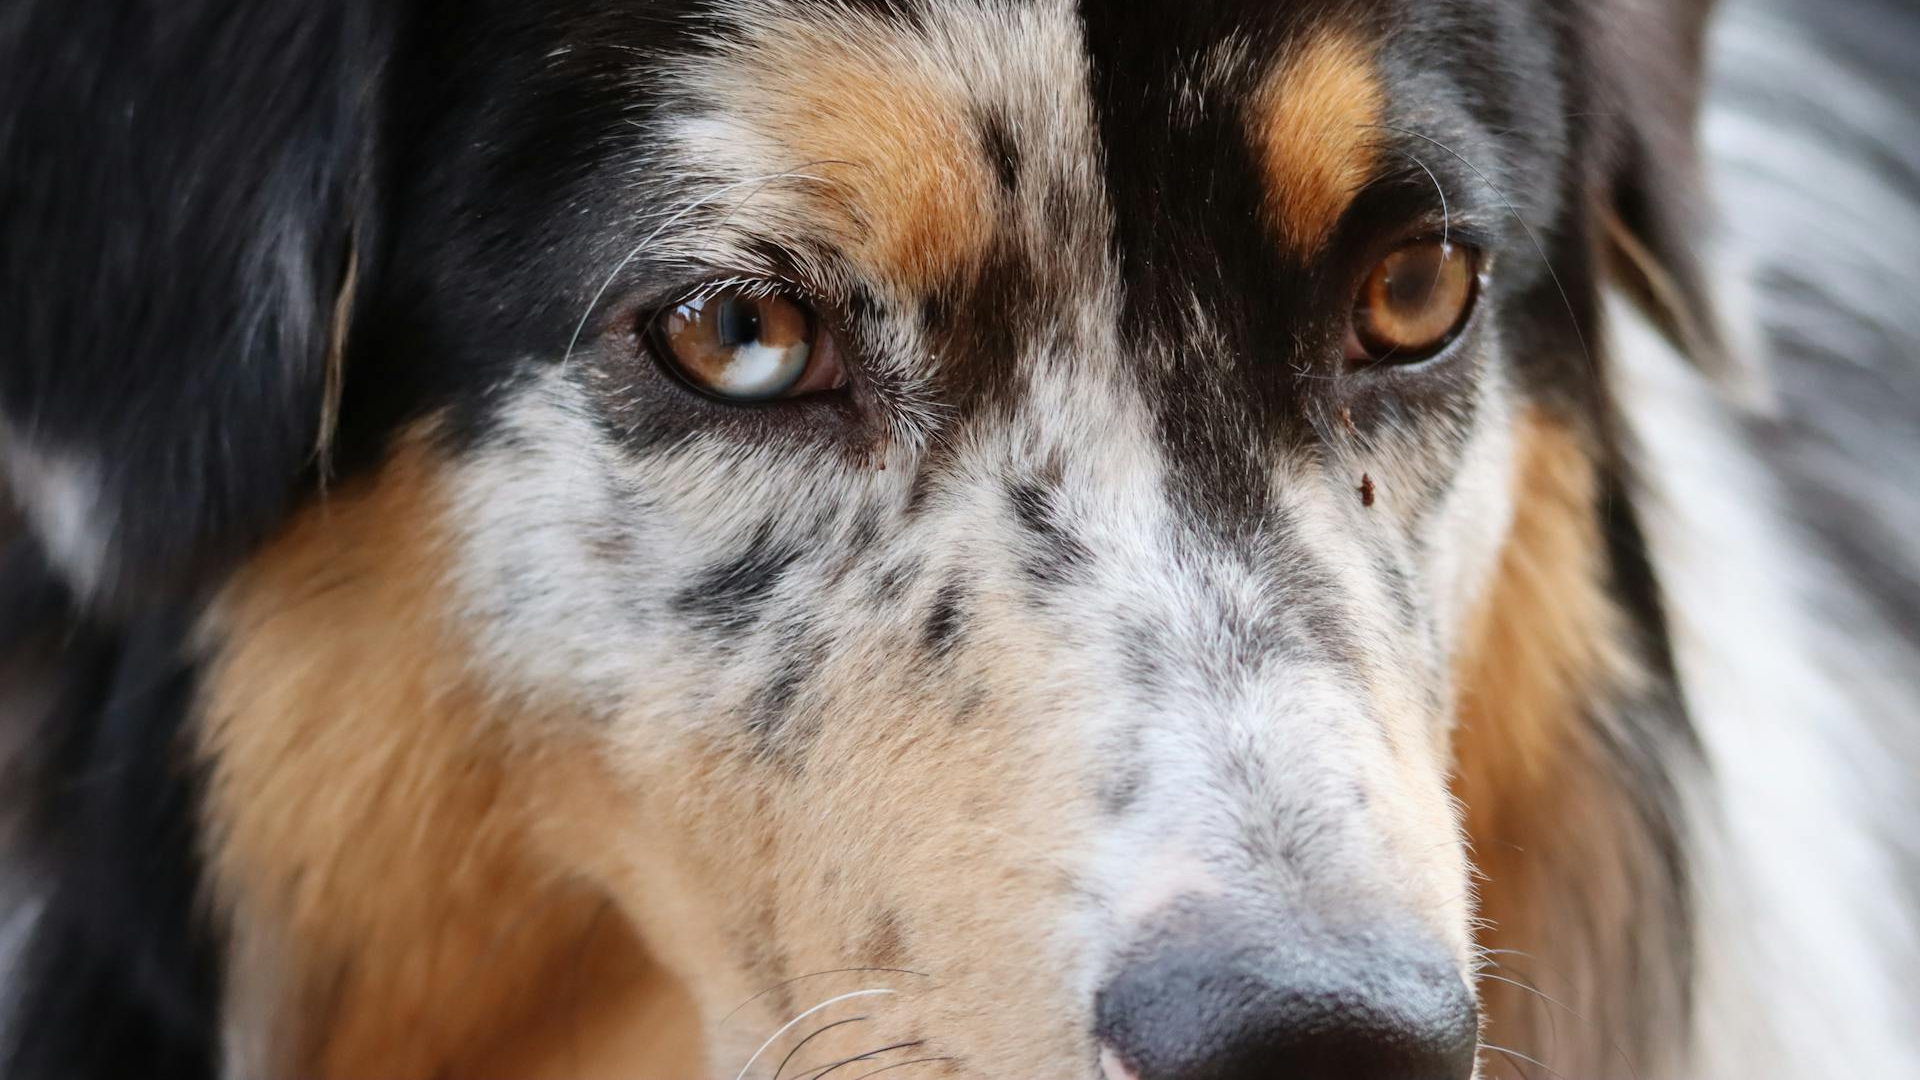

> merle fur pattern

[{"left": 1, "top": 0, "right": 1917, "bottom": 1077}]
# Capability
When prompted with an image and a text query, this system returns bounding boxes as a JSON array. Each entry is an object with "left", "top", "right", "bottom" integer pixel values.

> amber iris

[
  {"left": 1350, "top": 240, "right": 1479, "bottom": 364},
  {"left": 652, "top": 286, "right": 843, "bottom": 400}
]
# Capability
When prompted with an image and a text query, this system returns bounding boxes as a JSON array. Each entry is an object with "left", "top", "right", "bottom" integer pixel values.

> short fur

[{"left": 3, "top": 0, "right": 1917, "bottom": 1077}]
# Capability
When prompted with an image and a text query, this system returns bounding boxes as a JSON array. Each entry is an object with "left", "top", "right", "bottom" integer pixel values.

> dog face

[{"left": 2, "top": 0, "right": 1718, "bottom": 1076}]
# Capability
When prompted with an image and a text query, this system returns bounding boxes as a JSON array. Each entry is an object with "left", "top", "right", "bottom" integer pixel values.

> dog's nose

[{"left": 1094, "top": 926, "right": 1477, "bottom": 1080}]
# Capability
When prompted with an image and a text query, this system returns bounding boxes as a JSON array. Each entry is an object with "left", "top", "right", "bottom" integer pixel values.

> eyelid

[
  {"left": 633, "top": 272, "right": 817, "bottom": 340},
  {"left": 653, "top": 240, "right": 845, "bottom": 308},
  {"left": 1394, "top": 216, "right": 1500, "bottom": 253}
]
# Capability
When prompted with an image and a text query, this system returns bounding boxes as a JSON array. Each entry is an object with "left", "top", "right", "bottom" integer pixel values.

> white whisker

[
  {"left": 735, "top": 989, "right": 898, "bottom": 1080},
  {"left": 561, "top": 168, "right": 833, "bottom": 369},
  {"left": 1373, "top": 123, "right": 1594, "bottom": 384}
]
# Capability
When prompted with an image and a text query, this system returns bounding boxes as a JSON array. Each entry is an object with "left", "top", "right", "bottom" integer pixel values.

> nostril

[{"left": 1094, "top": 927, "right": 1478, "bottom": 1080}]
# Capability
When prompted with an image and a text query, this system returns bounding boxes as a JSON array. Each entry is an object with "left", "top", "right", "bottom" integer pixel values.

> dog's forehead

[
  {"left": 653, "top": 0, "right": 1422, "bottom": 285},
  {"left": 513, "top": 0, "right": 1552, "bottom": 527},
  {"left": 387, "top": 0, "right": 1571, "bottom": 433}
]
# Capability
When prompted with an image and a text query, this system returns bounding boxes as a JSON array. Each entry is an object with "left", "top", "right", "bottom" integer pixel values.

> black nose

[{"left": 1094, "top": 925, "right": 1477, "bottom": 1080}]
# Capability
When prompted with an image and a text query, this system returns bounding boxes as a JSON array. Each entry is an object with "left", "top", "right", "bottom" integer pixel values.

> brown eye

[
  {"left": 1348, "top": 239, "right": 1481, "bottom": 365},
  {"left": 650, "top": 285, "right": 845, "bottom": 401}
]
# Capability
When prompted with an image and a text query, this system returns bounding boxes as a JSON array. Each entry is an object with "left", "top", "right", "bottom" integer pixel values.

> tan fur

[
  {"left": 315, "top": 235, "right": 356, "bottom": 483},
  {"left": 484, "top": 923, "right": 705, "bottom": 1080},
  {"left": 1249, "top": 31, "right": 1384, "bottom": 256},
  {"left": 1453, "top": 411, "right": 1685, "bottom": 1075},
  {"left": 196, "top": 430, "right": 662, "bottom": 1078},
  {"left": 1453, "top": 414, "right": 1621, "bottom": 803},
  {"left": 542, "top": 629, "right": 1109, "bottom": 1076},
  {"left": 706, "top": 14, "right": 1000, "bottom": 290},
  {"left": 192, "top": 423, "right": 1103, "bottom": 1076}
]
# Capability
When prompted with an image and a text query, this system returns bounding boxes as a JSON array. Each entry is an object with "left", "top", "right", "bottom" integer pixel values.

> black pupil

[
  {"left": 1385, "top": 247, "right": 1443, "bottom": 312},
  {"left": 715, "top": 296, "right": 762, "bottom": 348}
]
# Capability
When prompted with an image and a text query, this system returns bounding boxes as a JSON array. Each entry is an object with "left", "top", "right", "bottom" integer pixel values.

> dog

[{"left": 4, "top": 0, "right": 1919, "bottom": 1076}]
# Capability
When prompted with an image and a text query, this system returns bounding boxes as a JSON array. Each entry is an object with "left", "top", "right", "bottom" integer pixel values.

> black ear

[
  {"left": 1577, "top": 0, "right": 1731, "bottom": 375},
  {"left": 0, "top": 1, "right": 389, "bottom": 610}
]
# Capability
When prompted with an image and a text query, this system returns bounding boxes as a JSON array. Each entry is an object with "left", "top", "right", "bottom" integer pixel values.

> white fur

[
  {"left": 1611, "top": 291, "right": 1920, "bottom": 1077},
  {"left": 0, "top": 425, "right": 111, "bottom": 601}
]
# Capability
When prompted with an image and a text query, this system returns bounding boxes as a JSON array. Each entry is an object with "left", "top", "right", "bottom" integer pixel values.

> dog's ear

[
  {"left": 0, "top": 2, "right": 390, "bottom": 610},
  {"left": 1575, "top": 0, "right": 1735, "bottom": 379}
]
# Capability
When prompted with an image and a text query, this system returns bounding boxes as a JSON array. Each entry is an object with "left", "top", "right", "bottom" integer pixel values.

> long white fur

[
  {"left": 1636, "top": 4, "right": 1920, "bottom": 1072},
  {"left": 1613, "top": 289, "right": 1920, "bottom": 1077}
]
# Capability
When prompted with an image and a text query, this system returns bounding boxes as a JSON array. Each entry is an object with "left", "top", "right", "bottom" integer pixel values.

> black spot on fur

[
  {"left": 1118, "top": 619, "right": 1169, "bottom": 703},
  {"left": 1008, "top": 481, "right": 1051, "bottom": 535},
  {"left": 744, "top": 618, "right": 834, "bottom": 771},
  {"left": 1100, "top": 721, "right": 1150, "bottom": 816},
  {"left": 1259, "top": 515, "right": 1363, "bottom": 671},
  {"left": 872, "top": 557, "right": 923, "bottom": 606},
  {"left": 1370, "top": 548, "right": 1421, "bottom": 631},
  {"left": 950, "top": 683, "right": 990, "bottom": 729},
  {"left": 674, "top": 523, "right": 803, "bottom": 634},
  {"left": 1008, "top": 481, "right": 1091, "bottom": 587},
  {"left": 749, "top": 663, "right": 809, "bottom": 745},
  {"left": 919, "top": 290, "right": 949, "bottom": 333},
  {"left": 923, "top": 582, "right": 967, "bottom": 655},
  {"left": 919, "top": 237, "right": 1047, "bottom": 432},
  {"left": 976, "top": 106, "right": 1021, "bottom": 193},
  {"left": 847, "top": 505, "right": 885, "bottom": 557},
  {"left": 902, "top": 468, "right": 940, "bottom": 520}
]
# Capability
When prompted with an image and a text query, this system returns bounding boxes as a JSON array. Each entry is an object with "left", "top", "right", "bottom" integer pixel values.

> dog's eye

[
  {"left": 650, "top": 285, "right": 845, "bottom": 401},
  {"left": 1347, "top": 239, "right": 1480, "bottom": 365}
]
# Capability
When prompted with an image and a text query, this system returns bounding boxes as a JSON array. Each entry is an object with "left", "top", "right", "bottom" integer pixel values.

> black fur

[
  {"left": 0, "top": 0, "right": 391, "bottom": 608},
  {"left": 0, "top": 540, "right": 219, "bottom": 1080},
  {"left": 924, "top": 582, "right": 969, "bottom": 656},
  {"left": 976, "top": 107, "right": 1024, "bottom": 194},
  {"left": 748, "top": 624, "right": 832, "bottom": 766},
  {"left": 676, "top": 523, "right": 807, "bottom": 635},
  {"left": 1008, "top": 480, "right": 1092, "bottom": 588}
]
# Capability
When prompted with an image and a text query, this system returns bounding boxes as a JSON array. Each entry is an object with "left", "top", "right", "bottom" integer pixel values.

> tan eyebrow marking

[
  {"left": 1248, "top": 30, "right": 1386, "bottom": 256},
  {"left": 701, "top": 17, "right": 1000, "bottom": 291}
]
